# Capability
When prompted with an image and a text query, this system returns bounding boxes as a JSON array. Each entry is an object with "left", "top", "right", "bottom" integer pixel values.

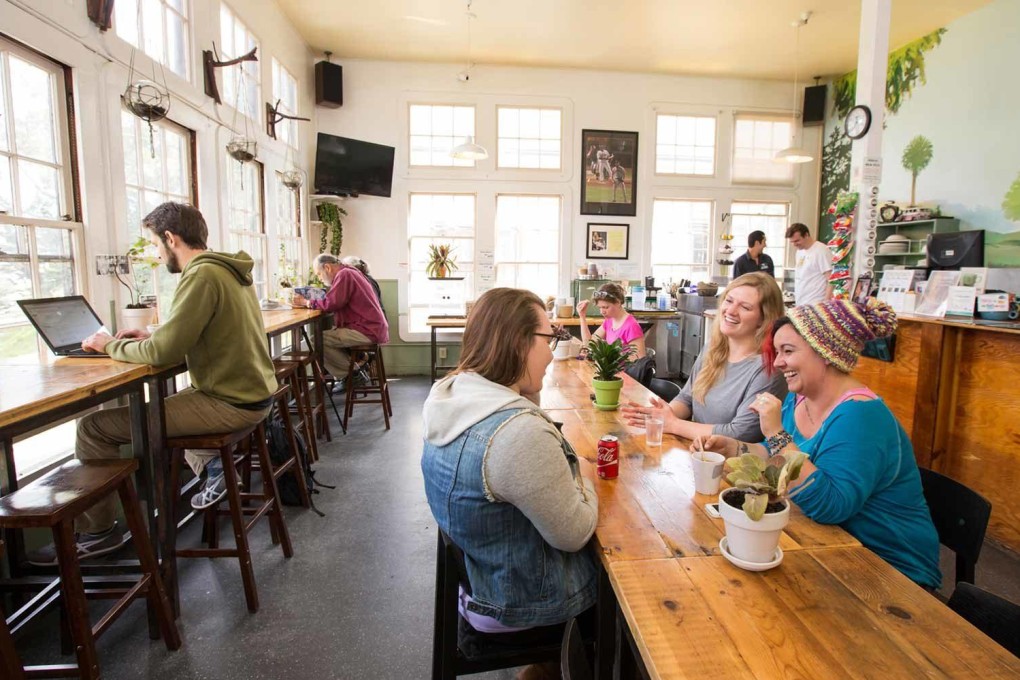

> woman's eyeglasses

[{"left": 533, "top": 332, "right": 560, "bottom": 351}]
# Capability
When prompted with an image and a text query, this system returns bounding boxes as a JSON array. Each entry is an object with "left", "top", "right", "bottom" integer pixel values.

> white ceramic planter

[
  {"left": 121, "top": 307, "right": 156, "bottom": 333},
  {"left": 552, "top": 343, "right": 573, "bottom": 360},
  {"left": 719, "top": 487, "right": 790, "bottom": 564}
]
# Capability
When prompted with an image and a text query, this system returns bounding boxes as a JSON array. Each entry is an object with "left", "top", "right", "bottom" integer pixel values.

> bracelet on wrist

[{"left": 765, "top": 430, "right": 793, "bottom": 458}]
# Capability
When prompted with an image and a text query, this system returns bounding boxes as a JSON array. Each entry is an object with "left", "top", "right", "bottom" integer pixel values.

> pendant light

[
  {"left": 776, "top": 12, "right": 813, "bottom": 164},
  {"left": 450, "top": 1, "right": 488, "bottom": 161}
]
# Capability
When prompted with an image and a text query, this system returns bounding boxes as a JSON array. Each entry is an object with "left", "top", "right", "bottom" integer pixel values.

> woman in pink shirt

[{"left": 576, "top": 282, "right": 646, "bottom": 358}]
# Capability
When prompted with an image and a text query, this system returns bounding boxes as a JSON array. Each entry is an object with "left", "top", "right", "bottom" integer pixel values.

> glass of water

[{"left": 645, "top": 413, "right": 664, "bottom": 447}]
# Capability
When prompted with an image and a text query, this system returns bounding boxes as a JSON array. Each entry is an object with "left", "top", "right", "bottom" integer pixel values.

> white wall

[
  {"left": 315, "top": 59, "right": 822, "bottom": 340},
  {"left": 0, "top": 0, "right": 316, "bottom": 323}
]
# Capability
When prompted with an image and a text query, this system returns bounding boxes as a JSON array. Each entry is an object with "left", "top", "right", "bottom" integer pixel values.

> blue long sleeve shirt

[{"left": 784, "top": 395, "right": 942, "bottom": 588}]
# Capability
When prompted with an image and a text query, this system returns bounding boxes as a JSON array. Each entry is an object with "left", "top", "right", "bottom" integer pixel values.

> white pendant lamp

[
  {"left": 451, "top": 136, "right": 488, "bottom": 160},
  {"left": 776, "top": 12, "right": 814, "bottom": 165}
]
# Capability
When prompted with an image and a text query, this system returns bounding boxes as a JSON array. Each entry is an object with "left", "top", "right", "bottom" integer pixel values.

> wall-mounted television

[{"left": 313, "top": 133, "right": 395, "bottom": 198}]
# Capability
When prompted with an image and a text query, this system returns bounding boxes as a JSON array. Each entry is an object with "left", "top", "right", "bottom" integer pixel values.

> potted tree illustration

[
  {"left": 1003, "top": 172, "right": 1020, "bottom": 222},
  {"left": 585, "top": 337, "right": 635, "bottom": 410},
  {"left": 902, "top": 135, "right": 934, "bottom": 206}
]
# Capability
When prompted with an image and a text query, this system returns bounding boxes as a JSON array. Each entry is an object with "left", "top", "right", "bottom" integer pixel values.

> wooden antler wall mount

[{"left": 202, "top": 44, "right": 258, "bottom": 105}]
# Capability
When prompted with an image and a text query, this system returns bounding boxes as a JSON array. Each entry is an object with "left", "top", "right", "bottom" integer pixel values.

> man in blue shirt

[{"left": 732, "top": 230, "right": 775, "bottom": 278}]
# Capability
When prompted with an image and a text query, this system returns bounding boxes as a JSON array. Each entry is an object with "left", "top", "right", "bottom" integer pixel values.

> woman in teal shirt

[{"left": 695, "top": 298, "right": 941, "bottom": 589}]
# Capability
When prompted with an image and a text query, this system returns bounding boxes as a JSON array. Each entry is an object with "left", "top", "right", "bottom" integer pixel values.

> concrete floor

[{"left": 12, "top": 376, "right": 1020, "bottom": 678}]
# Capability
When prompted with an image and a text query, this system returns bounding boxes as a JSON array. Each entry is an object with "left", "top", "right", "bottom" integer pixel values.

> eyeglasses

[
  {"left": 533, "top": 332, "right": 560, "bottom": 351},
  {"left": 592, "top": 291, "right": 618, "bottom": 302}
]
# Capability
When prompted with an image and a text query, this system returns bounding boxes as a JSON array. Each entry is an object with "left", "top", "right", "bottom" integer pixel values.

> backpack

[
  {"left": 624, "top": 355, "right": 656, "bottom": 388},
  {"left": 265, "top": 416, "right": 329, "bottom": 516}
]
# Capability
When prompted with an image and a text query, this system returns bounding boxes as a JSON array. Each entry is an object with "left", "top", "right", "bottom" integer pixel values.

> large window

[
  {"left": 732, "top": 114, "right": 794, "bottom": 184},
  {"left": 219, "top": 4, "right": 260, "bottom": 122},
  {"left": 114, "top": 0, "right": 190, "bottom": 79},
  {"left": 497, "top": 107, "right": 561, "bottom": 169},
  {"left": 0, "top": 38, "right": 82, "bottom": 365},
  {"left": 121, "top": 109, "right": 194, "bottom": 312},
  {"left": 226, "top": 158, "right": 267, "bottom": 299},
  {"left": 655, "top": 114, "right": 716, "bottom": 176},
  {"left": 729, "top": 201, "right": 790, "bottom": 278},
  {"left": 409, "top": 104, "right": 476, "bottom": 167},
  {"left": 271, "top": 59, "right": 299, "bottom": 149},
  {"left": 494, "top": 195, "right": 560, "bottom": 299},
  {"left": 650, "top": 199, "right": 712, "bottom": 284},
  {"left": 407, "top": 193, "right": 475, "bottom": 332},
  {"left": 274, "top": 173, "right": 302, "bottom": 290}
]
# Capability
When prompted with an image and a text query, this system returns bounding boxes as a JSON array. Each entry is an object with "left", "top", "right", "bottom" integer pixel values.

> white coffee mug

[{"left": 691, "top": 451, "right": 726, "bottom": 495}]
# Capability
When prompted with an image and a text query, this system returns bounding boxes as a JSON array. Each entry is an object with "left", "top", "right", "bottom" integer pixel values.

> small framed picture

[
  {"left": 580, "top": 129, "right": 638, "bottom": 216},
  {"left": 852, "top": 273, "right": 874, "bottom": 305},
  {"left": 586, "top": 223, "right": 629, "bottom": 260}
]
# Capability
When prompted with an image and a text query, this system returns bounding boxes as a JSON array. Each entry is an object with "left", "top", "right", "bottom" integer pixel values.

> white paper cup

[
  {"left": 645, "top": 414, "right": 664, "bottom": 447},
  {"left": 692, "top": 451, "right": 726, "bottom": 495}
]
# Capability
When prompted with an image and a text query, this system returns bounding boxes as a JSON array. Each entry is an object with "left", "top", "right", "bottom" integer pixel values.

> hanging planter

[
  {"left": 123, "top": 31, "right": 171, "bottom": 158},
  {"left": 281, "top": 169, "right": 304, "bottom": 191},
  {"left": 227, "top": 137, "right": 257, "bottom": 163},
  {"left": 316, "top": 202, "right": 347, "bottom": 256}
]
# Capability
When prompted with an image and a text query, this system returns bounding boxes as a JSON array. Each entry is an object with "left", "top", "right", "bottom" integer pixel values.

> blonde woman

[
  {"left": 622, "top": 273, "right": 786, "bottom": 441},
  {"left": 576, "top": 282, "right": 646, "bottom": 358}
]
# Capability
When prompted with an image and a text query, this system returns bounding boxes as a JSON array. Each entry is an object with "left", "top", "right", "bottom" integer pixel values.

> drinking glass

[{"left": 645, "top": 414, "right": 664, "bottom": 447}]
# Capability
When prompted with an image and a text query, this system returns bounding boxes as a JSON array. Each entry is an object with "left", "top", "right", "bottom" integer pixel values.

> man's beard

[{"left": 165, "top": 251, "right": 181, "bottom": 274}]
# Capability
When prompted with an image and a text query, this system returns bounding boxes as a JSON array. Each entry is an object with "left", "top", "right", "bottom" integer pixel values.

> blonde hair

[{"left": 692, "top": 273, "right": 785, "bottom": 403}]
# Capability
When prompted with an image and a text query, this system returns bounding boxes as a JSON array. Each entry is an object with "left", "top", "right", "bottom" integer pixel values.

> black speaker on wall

[
  {"left": 316, "top": 61, "right": 343, "bottom": 108},
  {"left": 802, "top": 84, "right": 826, "bottom": 125}
]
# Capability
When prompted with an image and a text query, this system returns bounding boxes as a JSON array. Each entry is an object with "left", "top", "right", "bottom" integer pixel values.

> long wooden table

[{"left": 542, "top": 358, "right": 1020, "bottom": 679}]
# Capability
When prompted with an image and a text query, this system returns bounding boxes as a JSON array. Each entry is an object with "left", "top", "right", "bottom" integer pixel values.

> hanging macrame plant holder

[
  {"left": 226, "top": 62, "right": 258, "bottom": 187},
  {"left": 123, "top": 24, "right": 171, "bottom": 158}
]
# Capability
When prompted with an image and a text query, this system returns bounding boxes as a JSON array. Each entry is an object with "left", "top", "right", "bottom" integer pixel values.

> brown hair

[
  {"left": 692, "top": 273, "right": 785, "bottom": 403},
  {"left": 785, "top": 222, "right": 809, "bottom": 239},
  {"left": 593, "top": 282, "right": 626, "bottom": 304},
  {"left": 143, "top": 202, "right": 208, "bottom": 249},
  {"left": 455, "top": 287, "right": 545, "bottom": 387}
]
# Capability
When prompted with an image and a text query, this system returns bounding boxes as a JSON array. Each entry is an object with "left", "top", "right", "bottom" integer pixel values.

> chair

[
  {"left": 259, "top": 368, "right": 312, "bottom": 509},
  {"left": 167, "top": 420, "right": 293, "bottom": 613},
  {"left": 431, "top": 529, "right": 560, "bottom": 680},
  {"left": 0, "top": 460, "right": 180, "bottom": 679},
  {"left": 279, "top": 349, "right": 346, "bottom": 439},
  {"left": 561, "top": 617, "right": 592, "bottom": 680},
  {"left": 948, "top": 582, "right": 1020, "bottom": 657},
  {"left": 648, "top": 378, "right": 680, "bottom": 403},
  {"left": 343, "top": 344, "right": 393, "bottom": 430},
  {"left": 919, "top": 468, "right": 991, "bottom": 584}
]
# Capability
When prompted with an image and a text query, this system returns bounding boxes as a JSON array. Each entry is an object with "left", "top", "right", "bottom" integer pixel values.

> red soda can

[{"left": 597, "top": 435, "right": 619, "bottom": 479}]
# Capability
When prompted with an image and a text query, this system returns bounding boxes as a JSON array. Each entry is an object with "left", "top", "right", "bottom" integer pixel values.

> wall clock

[{"left": 844, "top": 105, "right": 872, "bottom": 139}]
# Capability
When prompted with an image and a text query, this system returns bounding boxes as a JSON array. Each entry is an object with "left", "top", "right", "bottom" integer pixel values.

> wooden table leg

[
  {"left": 596, "top": 562, "right": 617, "bottom": 680},
  {"left": 431, "top": 326, "right": 437, "bottom": 383},
  {"left": 145, "top": 375, "right": 178, "bottom": 618},
  {"left": 129, "top": 387, "right": 160, "bottom": 640},
  {"left": 0, "top": 436, "right": 24, "bottom": 579}
]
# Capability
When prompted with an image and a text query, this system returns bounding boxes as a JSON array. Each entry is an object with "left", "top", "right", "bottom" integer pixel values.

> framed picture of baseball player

[
  {"left": 580, "top": 129, "right": 638, "bottom": 216},
  {"left": 586, "top": 223, "right": 629, "bottom": 260}
]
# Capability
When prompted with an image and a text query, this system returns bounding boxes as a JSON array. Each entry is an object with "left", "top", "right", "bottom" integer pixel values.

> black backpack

[
  {"left": 265, "top": 416, "right": 329, "bottom": 516},
  {"left": 624, "top": 355, "right": 656, "bottom": 388}
]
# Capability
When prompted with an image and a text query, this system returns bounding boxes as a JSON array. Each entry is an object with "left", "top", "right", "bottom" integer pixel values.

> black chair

[
  {"left": 948, "top": 583, "right": 1020, "bottom": 657},
  {"left": 918, "top": 468, "right": 991, "bottom": 585},
  {"left": 431, "top": 529, "right": 560, "bottom": 680},
  {"left": 560, "top": 617, "right": 592, "bottom": 680},
  {"left": 648, "top": 378, "right": 680, "bottom": 403}
]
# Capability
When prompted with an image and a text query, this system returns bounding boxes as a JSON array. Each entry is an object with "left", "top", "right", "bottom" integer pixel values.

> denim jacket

[{"left": 422, "top": 407, "right": 598, "bottom": 628}]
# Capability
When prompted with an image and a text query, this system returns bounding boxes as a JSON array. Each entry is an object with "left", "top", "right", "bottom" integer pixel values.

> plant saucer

[
  {"left": 719, "top": 537, "right": 784, "bottom": 572},
  {"left": 593, "top": 403, "right": 619, "bottom": 411}
]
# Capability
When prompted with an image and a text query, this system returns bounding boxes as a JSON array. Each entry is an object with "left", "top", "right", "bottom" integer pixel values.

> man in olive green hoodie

[{"left": 28, "top": 203, "right": 277, "bottom": 566}]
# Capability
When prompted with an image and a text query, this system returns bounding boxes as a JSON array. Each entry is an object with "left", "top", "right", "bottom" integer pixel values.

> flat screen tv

[{"left": 313, "top": 133, "right": 395, "bottom": 198}]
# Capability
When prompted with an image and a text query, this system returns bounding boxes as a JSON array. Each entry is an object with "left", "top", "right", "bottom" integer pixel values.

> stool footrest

[{"left": 176, "top": 547, "right": 241, "bottom": 559}]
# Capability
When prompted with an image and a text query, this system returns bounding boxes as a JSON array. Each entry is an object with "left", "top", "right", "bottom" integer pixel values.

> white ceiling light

[
  {"left": 776, "top": 11, "right": 814, "bottom": 165},
  {"left": 450, "top": 0, "right": 488, "bottom": 161}
]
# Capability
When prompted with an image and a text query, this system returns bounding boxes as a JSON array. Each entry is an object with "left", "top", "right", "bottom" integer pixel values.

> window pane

[
  {"left": 10, "top": 56, "right": 57, "bottom": 163},
  {"left": 0, "top": 156, "right": 12, "bottom": 213},
  {"left": 142, "top": 0, "right": 164, "bottom": 66},
  {"left": 650, "top": 199, "right": 712, "bottom": 283},
  {"left": 114, "top": 0, "right": 140, "bottom": 47},
  {"left": 35, "top": 227, "right": 72, "bottom": 256},
  {"left": 733, "top": 116, "right": 794, "bottom": 183},
  {"left": 0, "top": 63, "right": 8, "bottom": 152},
  {"left": 38, "top": 261, "right": 75, "bottom": 298},
  {"left": 0, "top": 223, "right": 27, "bottom": 255},
  {"left": 121, "top": 113, "right": 139, "bottom": 184},
  {"left": 126, "top": 189, "right": 142, "bottom": 237},
  {"left": 166, "top": 10, "right": 187, "bottom": 78},
  {"left": 165, "top": 130, "right": 185, "bottom": 195},
  {"left": 17, "top": 160, "right": 60, "bottom": 219},
  {"left": 655, "top": 115, "right": 715, "bottom": 176},
  {"left": 0, "top": 261, "right": 33, "bottom": 325},
  {"left": 141, "top": 131, "right": 164, "bottom": 188},
  {"left": 0, "top": 323, "right": 38, "bottom": 363}
]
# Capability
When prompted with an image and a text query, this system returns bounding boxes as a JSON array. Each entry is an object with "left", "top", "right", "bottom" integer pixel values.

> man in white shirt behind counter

[{"left": 786, "top": 222, "right": 833, "bottom": 305}]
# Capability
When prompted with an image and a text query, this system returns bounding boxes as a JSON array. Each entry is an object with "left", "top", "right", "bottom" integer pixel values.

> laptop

[{"left": 17, "top": 296, "right": 110, "bottom": 357}]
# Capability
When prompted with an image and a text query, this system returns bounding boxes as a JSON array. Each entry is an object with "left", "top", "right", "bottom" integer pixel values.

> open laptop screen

[{"left": 18, "top": 296, "right": 105, "bottom": 352}]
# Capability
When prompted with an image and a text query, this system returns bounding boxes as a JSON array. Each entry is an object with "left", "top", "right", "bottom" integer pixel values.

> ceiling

[{"left": 277, "top": 0, "right": 990, "bottom": 81}]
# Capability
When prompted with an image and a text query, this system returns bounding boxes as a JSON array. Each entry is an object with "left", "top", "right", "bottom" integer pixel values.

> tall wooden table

[{"left": 541, "top": 358, "right": 1020, "bottom": 679}]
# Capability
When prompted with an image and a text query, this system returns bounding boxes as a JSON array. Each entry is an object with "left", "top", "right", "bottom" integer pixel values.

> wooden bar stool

[
  {"left": 343, "top": 344, "right": 393, "bottom": 431},
  {"left": 263, "top": 364, "right": 312, "bottom": 508},
  {"left": 273, "top": 357, "right": 319, "bottom": 462},
  {"left": 0, "top": 460, "right": 180, "bottom": 679},
  {"left": 166, "top": 420, "right": 293, "bottom": 614},
  {"left": 279, "top": 350, "right": 344, "bottom": 438}
]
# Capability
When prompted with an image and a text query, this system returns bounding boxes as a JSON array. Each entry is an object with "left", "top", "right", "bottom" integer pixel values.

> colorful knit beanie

[{"left": 786, "top": 298, "right": 898, "bottom": 373}]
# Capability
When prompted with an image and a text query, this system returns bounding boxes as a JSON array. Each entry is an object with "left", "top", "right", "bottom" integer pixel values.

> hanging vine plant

[{"left": 317, "top": 202, "right": 347, "bottom": 256}]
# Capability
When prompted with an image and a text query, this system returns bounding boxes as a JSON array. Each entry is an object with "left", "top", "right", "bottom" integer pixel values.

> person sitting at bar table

[
  {"left": 28, "top": 202, "right": 277, "bottom": 565},
  {"left": 421, "top": 288, "right": 598, "bottom": 668},
  {"left": 340, "top": 254, "right": 384, "bottom": 314},
  {"left": 693, "top": 298, "right": 941, "bottom": 589},
  {"left": 622, "top": 273, "right": 787, "bottom": 441},
  {"left": 293, "top": 253, "right": 389, "bottom": 388},
  {"left": 576, "top": 281, "right": 646, "bottom": 358}
]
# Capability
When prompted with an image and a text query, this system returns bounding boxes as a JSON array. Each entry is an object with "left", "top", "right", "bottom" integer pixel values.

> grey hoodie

[{"left": 423, "top": 372, "right": 597, "bottom": 552}]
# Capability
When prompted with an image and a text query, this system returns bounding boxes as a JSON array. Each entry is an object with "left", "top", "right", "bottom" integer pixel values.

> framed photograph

[
  {"left": 852, "top": 273, "right": 874, "bottom": 305},
  {"left": 581, "top": 129, "right": 639, "bottom": 216},
  {"left": 586, "top": 223, "right": 629, "bottom": 260}
]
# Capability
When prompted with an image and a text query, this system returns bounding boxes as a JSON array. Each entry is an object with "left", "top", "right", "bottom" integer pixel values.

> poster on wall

[
  {"left": 586, "top": 223, "right": 629, "bottom": 260},
  {"left": 580, "top": 129, "right": 638, "bottom": 216}
]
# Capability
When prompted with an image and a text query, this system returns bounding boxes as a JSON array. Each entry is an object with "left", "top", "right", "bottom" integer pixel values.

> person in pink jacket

[{"left": 575, "top": 282, "right": 646, "bottom": 358}]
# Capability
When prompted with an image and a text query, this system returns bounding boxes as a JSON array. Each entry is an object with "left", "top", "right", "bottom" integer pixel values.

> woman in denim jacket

[{"left": 422, "top": 287, "right": 598, "bottom": 658}]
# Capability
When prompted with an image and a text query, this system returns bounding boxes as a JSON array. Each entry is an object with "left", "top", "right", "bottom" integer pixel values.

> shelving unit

[{"left": 875, "top": 217, "right": 960, "bottom": 266}]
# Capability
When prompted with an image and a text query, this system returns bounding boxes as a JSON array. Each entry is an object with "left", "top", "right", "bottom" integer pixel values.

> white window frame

[
  {"left": 654, "top": 113, "right": 717, "bottom": 177},
  {"left": 494, "top": 194, "right": 561, "bottom": 299},
  {"left": 408, "top": 104, "right": 477, "bottom": 168},
  {"left": 732, "top": 113, "right": 794, "bottom": 185},
  {"left": 728, "top": 201, "right": 791, "bottom": 279},
  {"left": 496, "top": 106, "right": 562, "bottom": 170},
  {"left": 649, "top": 198, "right": 714, "bottom": 284},
  {"left": 273, "top": 172, "right": 303, "bottom": 291},
  {"left": 226, "top": 157, "right": 267, "bottom": 299},
  {"left": 113, "top": 0, "right": 191, "bottom": 80},
  {"left": 219, "top": 4, "right": 261, "bottom": 123},
  {"left": 271, "top": 58, "right": 299, "bottom": 149}
]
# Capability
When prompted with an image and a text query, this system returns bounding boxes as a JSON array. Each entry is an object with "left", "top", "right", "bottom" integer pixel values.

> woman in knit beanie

[{"left": 693, "top": 298, "right": 941, "bottom": 589}]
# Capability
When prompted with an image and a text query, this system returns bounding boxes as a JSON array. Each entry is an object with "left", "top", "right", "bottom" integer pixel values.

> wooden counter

[{"left": 853, "top": 312, "right": 1020, "bottom": 553}]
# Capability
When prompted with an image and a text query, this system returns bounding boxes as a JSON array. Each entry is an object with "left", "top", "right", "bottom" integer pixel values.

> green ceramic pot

[{"left": 592, "top": 377, "right": 623, "bottom": 410}]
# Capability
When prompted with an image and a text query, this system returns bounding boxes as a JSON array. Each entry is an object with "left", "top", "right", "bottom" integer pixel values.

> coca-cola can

[{"left": 597, "top": 435, "right": 619, "bottom": 480}]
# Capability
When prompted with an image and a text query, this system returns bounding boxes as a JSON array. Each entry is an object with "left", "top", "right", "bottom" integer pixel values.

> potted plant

[
  {"left": 276, "top": 244, "right": 298, "bottom": 305},
  {"left": 317, "top": 202, "right": 347, "bottom": 256},
  {"left": 718, "top": 452, "right": 808, "bottom": 566},
  {"left": 585, "top": 337, "right": 635, "bottom": 410},
  {"left": 551, "top": 324, "right": 573, "bottom": 361},
  {"left": 114, "top": 237, "right": 161, "bottom": 331},
  {"left": 426, "top": 243, "right": 458, "bottom": 279}
]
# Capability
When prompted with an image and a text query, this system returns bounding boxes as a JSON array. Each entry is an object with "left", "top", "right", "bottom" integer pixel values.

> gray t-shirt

[{"left": 673, "top": 353, "right": 788, "bottom": 441}]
